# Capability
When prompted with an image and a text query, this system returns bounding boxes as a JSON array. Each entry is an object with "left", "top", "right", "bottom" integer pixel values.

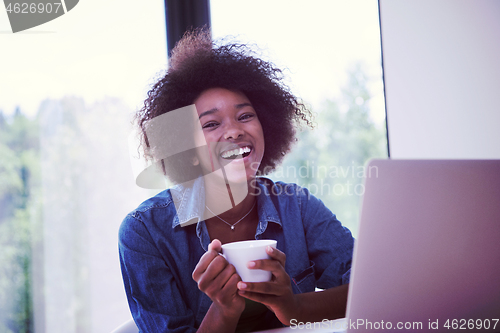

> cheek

[
  {"left": 200, "top": 130, "right": 219, "bottom": 145},
  {"left": 252, "top": 120, "right": 265, "bottom": 142},
  {"left": 256, "top": 127, "right": 265, "bottom": 154},
  {"left": 193, "top": 128, "right": 207, "bottom": 147}
]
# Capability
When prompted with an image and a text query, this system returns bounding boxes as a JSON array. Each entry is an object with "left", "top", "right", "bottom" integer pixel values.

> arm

[
  {"left": 193, "top": 239, "right": 245, "bottom": 333},
  {"left": 119, "top": 215, "right": 198, "bottom": 333},
  {"left": 197, "top": 302, "right": 240, "bottom": 333},
  {"left": 236, "top": 184, "right": 353, "bottom": 325},
  {"left": 236, "top": 246, "right": 348, "bottom": 325},
  {"left": 292, "top": 284, "right": 349, "bottom": 322},
  {"left": 120, "top": 217, "right": 245, "bottom": 332}
]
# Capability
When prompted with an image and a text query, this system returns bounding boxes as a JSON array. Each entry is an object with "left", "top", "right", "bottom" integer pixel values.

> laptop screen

[{"left": 346, "top": 160, "right": 500, "bottom": 332}]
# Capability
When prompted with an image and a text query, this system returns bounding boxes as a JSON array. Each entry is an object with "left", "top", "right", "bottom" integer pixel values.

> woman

[{"left": 119, "top": 29, "right": 354, "bottom": 333}]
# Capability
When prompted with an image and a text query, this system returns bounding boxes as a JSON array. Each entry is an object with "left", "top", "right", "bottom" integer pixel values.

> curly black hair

[{"left": 135, "top": 29, "right": 313, "bottom": 184}]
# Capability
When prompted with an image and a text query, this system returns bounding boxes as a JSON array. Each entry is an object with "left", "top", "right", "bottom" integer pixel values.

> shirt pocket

[{"left": 291, "top": 261, "right": 316, "bottom": 294}]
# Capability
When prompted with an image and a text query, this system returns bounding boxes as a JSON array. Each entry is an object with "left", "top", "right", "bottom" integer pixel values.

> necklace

[{"left": 205, "top": 201, "right": 257, "bottom": 231}]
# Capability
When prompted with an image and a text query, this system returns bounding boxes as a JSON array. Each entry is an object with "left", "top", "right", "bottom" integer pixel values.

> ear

[{"left": 192, "top": 156, "right": 200, "bottom": 166}]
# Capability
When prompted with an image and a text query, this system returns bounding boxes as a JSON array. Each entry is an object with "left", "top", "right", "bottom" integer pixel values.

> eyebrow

[
  {"left": 198, "top": 103, "right": 253, "bottom": 119},
  {"left": 198, "top": 108, "right": 217, "bottom": 120}
]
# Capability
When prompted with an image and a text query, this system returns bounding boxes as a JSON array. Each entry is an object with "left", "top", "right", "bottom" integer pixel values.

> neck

[{"left": 204, "top": 178, "right": 259, "bottom": 222}]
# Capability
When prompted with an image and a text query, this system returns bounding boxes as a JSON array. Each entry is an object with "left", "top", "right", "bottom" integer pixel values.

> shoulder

[
  {"left": 132, "top": 189, "right": 174, "bottom": 215},
  {"left": 255, "top": 177, "right": 329, "bottom": 224},
  {"left": 257, "top": 177, "right": 339, "bottom": 230},
  {"left": 119, "top": 189, "right": 176, "bottom": 238},
  {"left": 125, "top": 189, "right": 176, "bottom": 221},
  {"left": 256, "top": 177, "right": 310, "bottom": 199},
  {"left": 256, "top": 177, "right": 321, "bottom": 209}
]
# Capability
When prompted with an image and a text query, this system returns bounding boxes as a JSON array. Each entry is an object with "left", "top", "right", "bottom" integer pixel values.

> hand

[
  {"left": 236, "top": 246, "right": 300, "bottom": 325},
  {"left": 192, "top": 239, "right": 245, "bottom": 320}
]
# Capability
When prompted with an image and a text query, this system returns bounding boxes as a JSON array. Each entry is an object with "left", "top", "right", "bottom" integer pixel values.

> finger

[
  {"left": 221, "top": 269, "right": 242, "bottom": 294},
  {"left": 266, "top": 246, "right": 286, "bottom": 267},
  {"left": 237, "top": 281, "right": 286, "bottom": 297},
  {"left": 247, "top": 258, "right": 286, "bottom": 280},
  {"left": 208, "top": 239, "right": 222, "bottom": 253},
  {"left": 211, "top": 272, "right": 243, "bottom": 306},
  {"left": 237, "top": 289, "right": 274, "bottom": 305},
  {"left": 218, "top": 263, "right": 239, "bottom": 290},
  {"left": 201, "top": 261, "right": 237, "bottom": 295},
  {"left": 198, "top": 254, "right": 228, "bottom": 285},
  {"left": 192, "top": 249, "right": 223, "bottom": 282}
]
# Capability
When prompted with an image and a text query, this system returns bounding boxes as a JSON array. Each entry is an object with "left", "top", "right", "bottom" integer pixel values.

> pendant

[{"left": 231, "top": 225, "right": 235, "bottom": 230}]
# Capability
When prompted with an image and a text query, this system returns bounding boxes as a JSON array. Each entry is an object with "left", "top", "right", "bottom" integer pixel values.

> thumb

[{"left": 208, "top": 239, "right": 222, "bottom": 253}]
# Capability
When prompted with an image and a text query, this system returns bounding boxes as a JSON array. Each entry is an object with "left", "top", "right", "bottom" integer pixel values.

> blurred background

[{"left": 0, "top": 0, "right": 387, "bottom": 332}]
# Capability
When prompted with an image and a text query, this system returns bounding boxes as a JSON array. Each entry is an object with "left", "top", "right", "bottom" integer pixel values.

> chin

[{"left": 223, "top": 158, "right": 250, "bottom": 184}]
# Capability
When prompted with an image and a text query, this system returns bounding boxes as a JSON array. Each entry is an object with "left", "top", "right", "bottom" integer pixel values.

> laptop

[{"left": 346, "top": 159, "right": 500, "bottom": 332}]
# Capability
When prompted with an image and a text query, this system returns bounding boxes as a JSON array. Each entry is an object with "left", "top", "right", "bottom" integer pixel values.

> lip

[{"left": 219, "top": 143, "right": 253, "bottom": 160}]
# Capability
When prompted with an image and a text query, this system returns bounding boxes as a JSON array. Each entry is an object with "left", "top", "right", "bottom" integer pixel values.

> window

[
  {"left": 0, "top": 1, "right": 387, "bottom": 331},
  {"left": 0, "top": 2, "right": 166, "bottom": 332},
  {"left": 211, "top": 0, "right": 388, "bottom": 236}
]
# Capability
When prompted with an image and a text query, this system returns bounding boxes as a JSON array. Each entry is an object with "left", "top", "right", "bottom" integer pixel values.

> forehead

[{"left": 194, "top": 88, "right": 251, "bottom": 114}]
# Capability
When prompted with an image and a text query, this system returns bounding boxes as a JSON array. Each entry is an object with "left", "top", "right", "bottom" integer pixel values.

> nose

[{"left": 223, "top": 120, "right": 244, "bottom": 140}]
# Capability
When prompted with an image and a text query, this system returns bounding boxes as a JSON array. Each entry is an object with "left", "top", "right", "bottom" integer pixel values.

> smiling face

[{"left": 194, "top": 88, "right": 265, "bottom": 183}]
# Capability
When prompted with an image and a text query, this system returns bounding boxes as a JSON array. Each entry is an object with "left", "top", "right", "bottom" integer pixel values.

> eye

[
  {"left": 202, "top": 121, "right": 219, "bottom": 129},
  {"left": 239, "top": 113, "right": 255, "bottom": 121}
]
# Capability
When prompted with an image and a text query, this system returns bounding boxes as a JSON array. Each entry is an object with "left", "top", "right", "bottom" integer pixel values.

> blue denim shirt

[{"left": 119, "top": 177, "right": 354, "bottom": 333}]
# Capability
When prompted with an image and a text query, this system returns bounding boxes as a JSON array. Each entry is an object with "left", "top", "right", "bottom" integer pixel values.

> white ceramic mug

[{"left": 221, "top": 239, "right": 277, "bottom": 282}]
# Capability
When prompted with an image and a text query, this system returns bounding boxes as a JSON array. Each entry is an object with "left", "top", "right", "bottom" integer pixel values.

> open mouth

[{"left": 220, "top": 146, "right": 252, "bottom": 159}]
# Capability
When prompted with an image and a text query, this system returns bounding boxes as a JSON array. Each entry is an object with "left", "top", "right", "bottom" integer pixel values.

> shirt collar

[
  {"left": 170, "top": 176, "right": 206, "bottom": 228},
  {"left": 170, "top": 177, "right": 283, "bottom": 249},
  {"left": 255, "top": 178, "right": 282, "bottom": 227}
]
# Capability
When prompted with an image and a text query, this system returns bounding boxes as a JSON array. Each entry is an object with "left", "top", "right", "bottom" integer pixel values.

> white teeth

[{"left": 221, "top": 146, "right": 251, "bottom": 159}]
